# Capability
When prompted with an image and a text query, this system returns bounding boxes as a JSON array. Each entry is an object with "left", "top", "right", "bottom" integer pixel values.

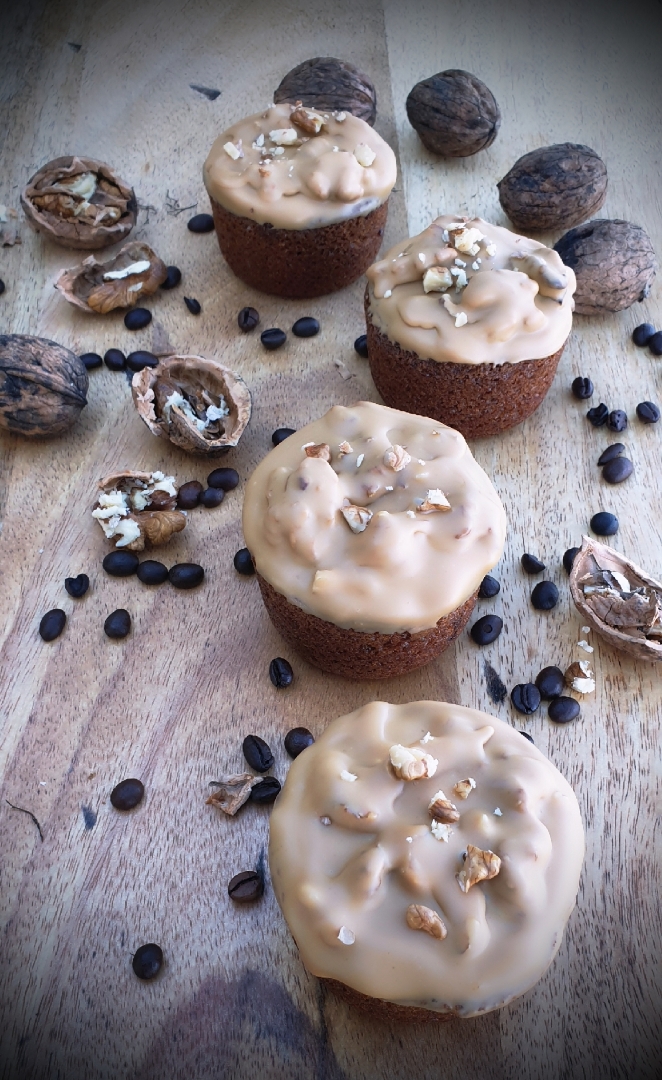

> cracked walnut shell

[
  {"left": 54, "top": 241, "right": 167, "bottom": 313},
  {"left": 93, "top": 470, "right": 185, "bottom": 550}
]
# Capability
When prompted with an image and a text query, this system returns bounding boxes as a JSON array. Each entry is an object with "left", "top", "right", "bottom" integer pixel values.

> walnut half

[
  {"left": 456, "top": 844, "right": 501, "bottom": 893},
  {"left": 55, "top": 241, "right": 167, "bottom": 313},
  {"left": 406, "top": 904, "right": 447, "bottom": 939}
]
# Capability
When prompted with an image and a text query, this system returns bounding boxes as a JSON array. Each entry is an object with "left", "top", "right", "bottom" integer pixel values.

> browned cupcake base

[
  {"left": 323, "top": 977, "right": 460, "bottom": 1023},
  {"left": 365, "top": 294, "right": 566, "bottom": 439},
  {"left": 256, "top": 574, "right": 477, "bottom": 680},
  {"left": 210, "top": 198, "right": 389, "bottom": 298}
]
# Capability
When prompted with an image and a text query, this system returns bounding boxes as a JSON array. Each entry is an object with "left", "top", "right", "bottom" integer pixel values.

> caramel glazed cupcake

[
  {"left": 203, "top": 102, "right": 397, "bottom": 298},
  {"left": 269, "top": 700, "right": 585, "bottom": 1020},
  {"left": 365, "top": 216, "right": 576, "bottom": 438},
  {"left": 242, "top": 402, "right": 506, "bottom": 680}
]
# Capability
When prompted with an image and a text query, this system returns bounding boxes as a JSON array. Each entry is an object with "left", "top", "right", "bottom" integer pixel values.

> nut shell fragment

[
  {"left": 553, "top": 219, "right": 657, "bottom": 315},
  {"left": 55, "top": 242, "right": 167, "bottom": 313},
  {"left": 0, "top": 333, "right": 88, "bottom": 437},
  {"left": 93, "top": 471, "right": 184, "bottom": 549},
  {"left": 206, "top": 774, "right": 262, "bottom": 815}
]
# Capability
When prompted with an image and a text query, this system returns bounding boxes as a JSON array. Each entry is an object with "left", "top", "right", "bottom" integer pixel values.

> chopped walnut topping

[
  {"left": 304, "top": 442, "right": 331, "bottom": 461},
  {"left": 406, "top": 904, "right": 447, "bottom": 939},
  {"left": 430, "top": 821, "right": 453, "bottom": 842},
  {"left": 223, "top": 141, "right": 243, "bottom": 160},
  {"left": 565, "top": 660, "right": 596, "bottom": 694},
  {"left": 383, "top": 444, "right": 411, "bottom": 471},
  {"left": 451, "top": 226, "right": 484, "bottom": 256},
  {"left": 340, "top": 769, "right": 358, "bottom": 782},
  {"left": 423, "top": 266, "right": 453, "bottom": 293},
  {"left": 428, "top": 790, "right": 460, "bottom": 824},
  {"left": 454, "top": 311, "right": 468, "bottom": 327},
  {"left": 418, "top": 489, "right": 451, "bottom": 513},
  {"left": 334, "top": 111, "right": 346, "bottom": 121},
  {"left": 290, "top": 104, "right": 325, "bottom": 135},
  {"left": 338, "top": 440, "right": 353, "bottom": 456},
  {"left": 453, "top": 778, "right": 476, "bottom": 800},
  {"left": 337, "top": 926, "right": 355, "bottom": 945},
  {"left": 456, "top": 844, "right": 501, "bottom": 893},
  {"left": 354, "top": 143, "right": 376, "bottom": 167},
  {"left": 269, "top": 127, "right": 299, "bottom": 146},
  {"left": 341, "top": 503, "right": 373, "bottom": 533},
  {"left": 389, "top": 744, "right": 438, "bottom": 781},
  {"left": 206, "top": 774, "right": 261, "bottom": 815},
  {"left": 485, "top": 243, "right": 497, "bottom": 257}
]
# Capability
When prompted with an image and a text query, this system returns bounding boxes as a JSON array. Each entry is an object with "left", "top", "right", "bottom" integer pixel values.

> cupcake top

[
  {"left": 269, "top": 700, "right": 585, "bottom": 1017},
  {"left": 203, "top": 103, "right": 396, "bottom": 230},
  {"left": 242, "top": 402, "right": 506, "bottom": 635},
  {"left": 366, "top": 215, "right": 576, "bottom": 366}
]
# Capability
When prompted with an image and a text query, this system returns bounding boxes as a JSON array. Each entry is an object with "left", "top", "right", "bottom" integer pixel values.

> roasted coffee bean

[
  {"left": 261, "top": 327, "right": 287, "bottom": 351},
  {"left": 250, "top": 777, "right": 282, "bottom": 803},
  {"left": 519, "top": 730, "right": 534, "bottom": 743},
  {"left": 137, "top": 560, "right": 168, "bottom": 585},
  {"left": 80, "top": 352, "right": 103, "bottom": 370},
  {"left": 354, "top": 334, "right": 369, "bottom": 358},
  {"left": 521, "top": 553, "right": 545, "bottom": 574},
  {"left": 126, "top": 350, "right": 159, "bottom": 372},
  {"left": 292, "top": 316, "right": 320, "bottom": 338},
  {"left": 272, "top": 427, "right": 295, "bottom": 445},
  {"left": 531, "top": 580, "right": 559, "bottom": 610},
  {"left": 510, "top": 683, "right": 541, "bottom": 715},
  {"left": 548, "top": 696, "right": 580, "bottom": 723},
  {"left": 160, "top": 265, "right": 182, "bottom": 290},
  {"left": 228, "top": 870, "right": 264, "bottom": 903},
  {"left": 187, "top": 213, "right": 214, "bottom": 233},
  {"left": 233, "top": 548, "right": 255, "bottom": 575},
  {"left": 563, "top": 547, "right": 580, "bottom": 574},
  {"left": 39, "top": 609, "right": 66, "bottom": 641},
  {"left": 242, "top": 734, "right": 274, "bottom": 772},
  {"left": 649, "top": 331, "right": 662, "bottom": 356},
  {"left": 597, "top": 443, "right": 625, "bottom": 465},
  {"left": 132, "top": 943, "right": 163, "bottom": 980},
  {"left": 207, "top": 467, "right": 239, "bottom": 491},
  {"left": 284, "top": 727, "right": 314, "bottom": 758},
  {"left": 65, "top": 573, "right": 89, "bottom": 598},
  {"left": 0, "top": 279, "right": 5, "bottom": 296},
  {"left": 104, "top": 348, "right": 126, "bottom": 371},
  {"left": 591, "top": 511, "right": 619, "bottom": 536},
  {"left": 104, "top": 609, "right": 131, "bottom": 639},
  {"left": 632, "top": 322, "right": 655, "bottom": 346},
  {"left": 200, "top": 486, "right": 224, "bottom": 508},
  {"left": 571, "top": 376, "right": 593, "bottom": 399},
  {"left": 177, "top": 480, "right": 204, "bottom": 509},
  {"left": 103, "top": 550, "right": 139, "bottom": 577},
  {"left": 535, "top": 666, "right": 565, "bottom": 699},
  {"left": 238, "top": 306, "right": 259, "bottom": 332},
  {"left": 168, "top": 563, "right": 204, "bottom": 589},
  {"left": 269, "top": 657, "right": 294, "bottom": 688},
  {"left": 478, "top": 574, "right": 500, "bottom": 598},
  {"left": 470, "top": 614, "right": 503, "bottom": 646},
  {"left": 184, "top": 296, "right": 201, "bottom": 315},
  {"left": 110, "top": 778, "right": 144, "bottom": 811},
  {"left": 587, "top": 403, "right": 609, "bottom": 427},
  {"left": 602, "top": 457, "right": 633, "bottom": 484},
  {"left": 636, "top": 401, "right": 660, "bottom": 424},
  {"left": 607, "top": 409, "right": 627, "bottom": 432},
  {"left": 124, "top": 307, "right": 152, "bottom": 331}
]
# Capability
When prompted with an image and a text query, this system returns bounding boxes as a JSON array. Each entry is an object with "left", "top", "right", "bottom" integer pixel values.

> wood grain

[{"left": 1, "top": 1, "right": 661, "bottom": 1078}]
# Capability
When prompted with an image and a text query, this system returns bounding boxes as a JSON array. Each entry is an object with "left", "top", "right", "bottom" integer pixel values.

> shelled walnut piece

[
  {"left": 55, "top": 242, "right": 167, "bottom": 313},
  {"left": 92, "top": 471, "right": 185, "bottom": 550}
]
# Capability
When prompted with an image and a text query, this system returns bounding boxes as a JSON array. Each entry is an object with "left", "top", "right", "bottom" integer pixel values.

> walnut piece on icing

[
  {"left": 428, "top": 790, "right": 460, "bottom": 824},
  {"left": 423, "top": 266, "right": 453, "bottom": 293},
  {"left": 223, "top": 141, "right": 243, "bottom": 160},
  {"left": 389, "top": 744, "right": 438, "bottom": 781},
  {"left": 269, "top": 127, "right": 299, "bottom": 145},
  {"left": 456, "top": 844, "right": 501, "bottom": 893},
  {"left": 430, "top": 820, "right": 453, "bottom": 842},
  {"left": 338, "top": 925, "right": 355, "bottom": 944},
  {"left": 453, "top": 777, "right": 476, "bottom": 800},
  {"left": 341, "top": 504, "right": 373, "bottom": 533},
  {"left": 305, "top": 442, "right": 331, "bottom": 461},
  {"left": 383, "top": 444, "right": 411, "bottom": 471},
  {"left": 451, "top": 226, "right": 484, "bottom": 256},
  {"left": 354, "top": 143, "right": 376, "bottom": 167},
  {"left": 418, "top": 489, "right": 451, "bottom": 513},
  {"left": 406, "top": 904, "right": 447, "bottom": 939},
  {"left": 338, "top": 440, "right": 353, "bottom": 456},
  {"left": 290, "top": 104, "right": 325, "bottom": 135}
]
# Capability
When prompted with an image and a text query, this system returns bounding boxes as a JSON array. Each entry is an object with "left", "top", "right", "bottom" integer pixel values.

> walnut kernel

[
  {"left": 428, "top": 791, "right": 460, "bottom": 824},
  {"left": 389, "top": 744, "right": 438, "bottom": 781},
  {"left": 456, "top": 844, "right": 501, "bottom": 893},
  {"left": 406, "top": 904, "right": 447, "bottom": 939}
]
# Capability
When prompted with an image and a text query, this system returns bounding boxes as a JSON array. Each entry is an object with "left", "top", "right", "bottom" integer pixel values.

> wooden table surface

[{"left": 1, "top": 1, "right": 661, "bottom": 1077}]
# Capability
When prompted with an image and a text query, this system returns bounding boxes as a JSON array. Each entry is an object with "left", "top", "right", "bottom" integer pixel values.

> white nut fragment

[
  {"left": 577, "top": 640, "right": 594, "bottom": 653},
  {"left": 565, "top": 660, "right": 596, "bottom": 694},
  {"left": 423, "top": 266, "right": 453, "bottom": 293},
  {"left": 338, "top": 925, "right": 355, "bottom": 945},
  {"left": 406, "top": 904, "right": 447, "bottom": 939},
  {"left": 320, "top": 815, "right": 331, "bottom": 826},
  {"left": 493, "top": 807, "right": 503, "bottom": 816},
  {"left": 354, "top": 143, "right": 376, "bottom": 167},
  {"left": 451, "top": 226, "right": 484, "bottom": 256},
  {"left": 453, "top": 777, "right": 476, "bottom": 800},
  {"left": 456, "top": 844, "right": 501, "bottom": 893},
  {"left": 340, "top": 769, "right": 358, "bottom": 782},
  {"left": 223, "top": 141, "right": 243, "bottom": 160},
  {"left": 428, "top": 790, "right": 460, "bottom": 823},
  {"left": 103, "top": 259, "right": 151, "bottom": 281},
  {"left": 338, "top": 440, "right": 354, "bottom": 456},
  {"left": 418, "top": 488, "right": 451, "bottom": 513},
  {"left": 454, "top": 311, "right": 468, "bottom": 327},
  {"left": 430, "top": 821, "right": 453, "bottom": 842},
  {"left": 341, "top": 504, "right": 373, "bottom": 534},
  {"left": 383, "top": 444, "right": 411, "bottom": 471},
  {"left": 485, "top": 243, "right": 497, "bottom": 257},
  {"left": 450, "top": 267, "right": 468, "bottom": 288},
  {"left": 269, "top": 127, "right": 298, "bottom": 145},
  {"left": 389, "top": 744, "right": 438, "bottom": 781},
  {"left": 420, "top": 731, "right": 433, "bottom": 744}
]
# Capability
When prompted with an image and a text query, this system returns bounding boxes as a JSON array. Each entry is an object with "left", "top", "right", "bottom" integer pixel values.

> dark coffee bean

[
  {"left": 102, "top": 550, "right": 139, "bottom": 577},
  {"left": 649, "top": 331, "right": 662, "bottom": 356},
  {"left": 632, "top": 322, "right": 655, "bottom": 346},
  {"left": 104, "top": 609, "right": 131, "bottom": 639},
  {"left": 591, "top": 511, "right": 619, "bottom": 536},
  {"left": 563, "top": 547, "right": 580, "bottom": 574},
  {"left": 168, "top": 563, "right": 204, "bottom": 589},
  {"left": 250, "top": 777, "right": 282, "bottom": 804},
  {"left": 587, "top": 403, "right": 609, "bottom": 427},
  {"left": 510, "top": 683, "right": 541, "bottom": 715},
  {"left": 124, "top": 307, "right": 152, "bottom": 331},
  {"left": 354, "top": 334, "right": 369, "bottom": 358},
  {"left": 0, "top": 279, "right": 5, "bottom": 296},
  {"left": 519, "top": 730, "right": 534, "bottom": 743},
  {"left": 39, "top": 609, "right": 66, "bottom": 641},
  {"left": 126, "top": 350, "right": 158, "bottom": 372},
  {"left": 207, "top": 467, "right": 239, "bottom": 491},
  {"left": 531, "top": 580, "right": 559, "bottom": 610},
  {"left": 571, "top": 376, "right": 593, "bottom": 399},
  {"left": 228, "top": 870, "right": 263, "bottom": 903},
  {"left": 521, "top": 553, "right": 545, "bottom": 574},
  {"left": 110, "top": 778, "right": 144, "bottom": 811},
  {"left": 636, "top": 401, "right": 660, "bottom": 424},
  {"left": 478, "top": 574, "right": 500, "bottom": 599},
  {"left": 187, "top": 213, "right": 214, "bottom": 233},
  {"left": 535, "top": 666, "right": 565, "bottom": 699},
  {"left": 137, "top": 560, "right": 168, "bottom": 585},
  {"left": 470, "top": 614, "right": 503, "bottom": 646},
  {"left": 238, "top": 306, "right": 260, "bottom": 332},
  {"left": 132, "top": 943, "right": 163, "bottom": 980},
  {"left": 292, "top": 316, "right": 320, "bottom": 338},
  {"left": 184, "top": 296, "right": 201, "bottom": 315},
  {"left": 272, "top": 427, "right": 295, "bottom": 445},
  {"left": 261, "top": 328, "right": 287, "bottom": 350},
  {"left": 234, "top": 548, "right": 255, "bottom": 575},
  {"left": 200, "top": 486, "right": 224, "bottom": 508},
  {"left": 160, "top": 265, "right": 182, "bottom": 290},
  {"left": 177, "top": 481, "right": 204, "bottom": 509},
  {"left": 284, "top": 727, "right": 314, "bottom": 758},
  {"left": 243, "top": 734, "right": 274, "bottom": 772},
  {"left": 104, "top": 348, "right": 126, "bottom": 371},
  {"left": 597, "top": 443, "right": 625, "bottom": 465},
  {"left": 80, "top": 352, "right": 103, "bottom": 370},
  {"left": 269, "top": 657, "right": 294, "bottom": 688},
  {"left": 602, "top": 457, "right": 633, "bottom": 484},
  {"left": 548, "top": 697, "right": 580, "bottom": 723},
  {"left": 65, "top": 573, "right": 89, "bottom": 598},
  {"left": 607, "top": 409, "right": 627, "bottom": 432}
]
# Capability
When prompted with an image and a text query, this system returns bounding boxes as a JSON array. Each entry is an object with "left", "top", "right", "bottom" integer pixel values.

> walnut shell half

[
  {"left": 274, "top": 57, "right": 377, "bottom": 126},
  {"left": 132, "top": 355, "right": 251, "bottom": 456},
  {"left": 21, "top": 156, "right": 137, "bottom": 250},
  {"left": 406, "top": 70, "right": 500, "bottom": 157},
  {"left": 54, "top": 241, "right": 167, "bottom": 313},
  {"left": 498, "top": 143, "right": 608, "bottom": 232},
  {"left": 569, "top": 536, "right": 662, "bottom": 663},
  {"left": 0, "top": 333, "right": 88, "bottom": 437},
  {"left": 93, "top": 470, "right": 185, "bottom": 549},
  {"left": 553, "top": 219, "right": 657, "bottom": 315}
]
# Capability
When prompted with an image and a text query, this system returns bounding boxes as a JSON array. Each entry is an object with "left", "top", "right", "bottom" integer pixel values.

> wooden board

[{"left": 1, "top": 1, "right": 661, "bottom": 1077}]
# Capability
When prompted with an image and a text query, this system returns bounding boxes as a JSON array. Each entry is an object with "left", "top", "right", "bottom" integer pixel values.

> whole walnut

[
  {"left": 498, "top": 144, "right": 608, "bottom": 232},
  {"left": 406, "top": 70, "right": 500, "bottom": 157},
  {"left": 274, "top": 57, "right": 377, "bottom": 125},
  {"left": 553, "top": 219, "right": 657, "bottom": 315},
  {"left": 0, "top": 334, "right": 88, "bottom": 436}
]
